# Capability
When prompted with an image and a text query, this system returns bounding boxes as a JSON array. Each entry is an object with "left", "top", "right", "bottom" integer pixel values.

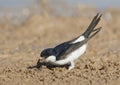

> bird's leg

[{"left": 68, "top": 61, "right": 75, "bottom": 70}]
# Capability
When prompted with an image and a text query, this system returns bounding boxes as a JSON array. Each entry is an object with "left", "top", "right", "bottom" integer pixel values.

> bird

[{"left": 40, "top": 13, "right": 102, "bottom": 70}]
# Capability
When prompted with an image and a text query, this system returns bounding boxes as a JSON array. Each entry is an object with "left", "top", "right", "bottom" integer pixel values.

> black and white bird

[{"left": 40, "top": 13, "right": 102, "bottom": 70}]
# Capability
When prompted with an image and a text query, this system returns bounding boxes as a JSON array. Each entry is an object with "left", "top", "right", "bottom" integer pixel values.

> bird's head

[{"left": 40, "top": 48, "right": 55, "bottom": 59}]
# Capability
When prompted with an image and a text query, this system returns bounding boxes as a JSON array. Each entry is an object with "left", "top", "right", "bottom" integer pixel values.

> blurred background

[
  {"left": 0, "top": 1, "right": 120, "bottom": 85},
  {"left": 0, "top": 0, "right": 120, "bottom": 24},
  {"left": 0, "top": 0, "right": 120, "bottom": 60}
]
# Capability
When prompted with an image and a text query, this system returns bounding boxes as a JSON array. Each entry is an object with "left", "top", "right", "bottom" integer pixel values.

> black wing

[
  {"left": 54, "top": 38, "right": 88, "bottom": 60},
  {"left": 54, "top": 42, "right": 72, "bottom": 60}
]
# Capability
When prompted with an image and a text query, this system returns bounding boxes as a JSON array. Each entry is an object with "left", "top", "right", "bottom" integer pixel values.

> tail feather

[
  {"left": 83, "top": 13, "right": 102, "bottom": 38},
  {"left": 80, "top": 27, "right": 102, "bottom": 45},
  {"left": 89, "top": 27, "right": 102, "bottom": 39}
]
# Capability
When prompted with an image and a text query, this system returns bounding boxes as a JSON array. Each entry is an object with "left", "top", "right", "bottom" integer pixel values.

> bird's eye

[{"left": 41, "top": 50, "right": 47, "bottom": 57}]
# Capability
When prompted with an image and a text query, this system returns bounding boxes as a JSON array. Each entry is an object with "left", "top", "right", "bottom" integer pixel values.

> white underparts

[{"left": 53, "top": 44, "right": 87, "bottom": 65}]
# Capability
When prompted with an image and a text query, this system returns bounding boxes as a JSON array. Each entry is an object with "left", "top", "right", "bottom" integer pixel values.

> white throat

[{"left": 46, "top": 55, "right": 56, "bottom": 62}]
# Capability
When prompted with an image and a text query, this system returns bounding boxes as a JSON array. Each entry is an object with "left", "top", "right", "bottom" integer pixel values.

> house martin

[{"left": 40, "top": 13, "right": 102, "bottom": 70}]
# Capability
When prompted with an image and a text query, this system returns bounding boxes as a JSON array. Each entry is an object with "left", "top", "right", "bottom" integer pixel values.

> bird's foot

[{"left": 68, "top": 61, "right": 75, "bottom": 70}]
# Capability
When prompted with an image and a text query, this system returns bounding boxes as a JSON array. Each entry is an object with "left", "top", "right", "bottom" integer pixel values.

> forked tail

[{"left": 83, "top": 13, "right": 102, "bottom": 38}]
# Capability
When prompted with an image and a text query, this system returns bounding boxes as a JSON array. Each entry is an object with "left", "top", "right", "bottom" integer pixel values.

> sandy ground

[{"left": 0, "top": 11, "right": 120, "bottom": 85}]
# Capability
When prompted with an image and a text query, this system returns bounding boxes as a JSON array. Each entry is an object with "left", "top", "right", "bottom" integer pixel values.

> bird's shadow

[{"left": 27, "top": 59, "right": 70, "bottom": 70}]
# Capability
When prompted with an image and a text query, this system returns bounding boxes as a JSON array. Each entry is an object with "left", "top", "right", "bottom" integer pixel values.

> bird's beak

[{"left": 40, "top": 57, "right": 47, "bottom": 63}]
